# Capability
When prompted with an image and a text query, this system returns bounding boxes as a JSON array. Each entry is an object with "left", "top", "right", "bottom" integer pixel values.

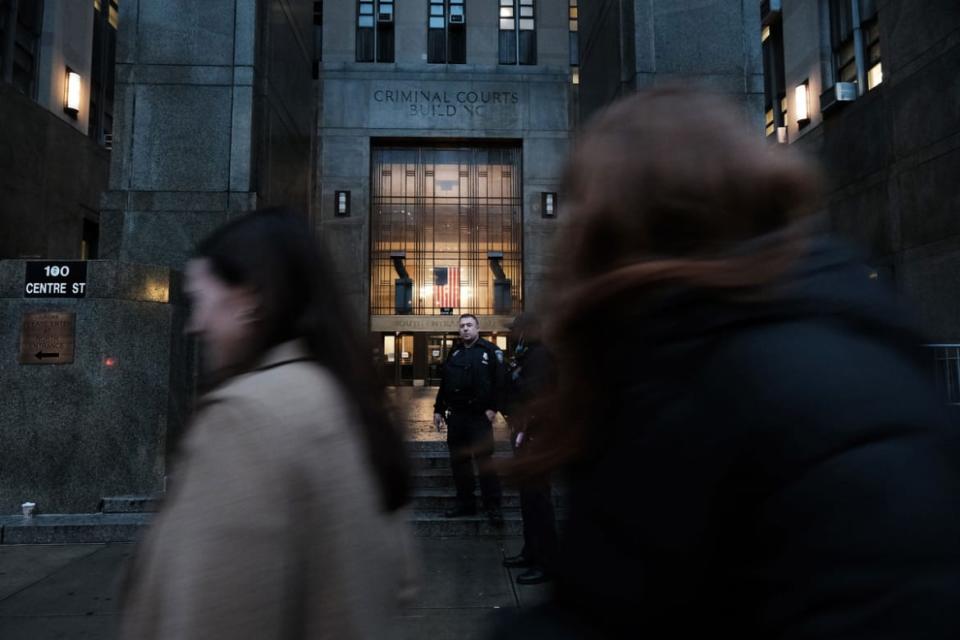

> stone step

[
  {"left": 408, "top": 508, "right": 568, "bottom": 538},
  {"left": 410, "top": 469, "right": 524, "bottom": 489},
  {"left": 411, "top": 468, "right": 455, "bottom": 488},
  {"left": 0, "top": 511, "right": 528, "bottom": 542},
  {"left": 409, "top": 450, "right": 512, "bottom": 470},
  {"left": 409, "top": 511, "right": 524, "bottom": 537},
  {"left": 0, "top": 507, "right": 567, "bottom": 543},
  {"left": 411, "top": 488, "right": 520, "bottom": 510},
  {"left": 409, "top": 488, "right": 567, "bottom": 512},
  {"left": 100, "top": 495, "right": 163, "bottom": 514},
  {"left": 406, "top": 440, "right": 512, "bottom": 454},
  {"left": 0, "top": 513, "right": 151, "bottom": 544}
]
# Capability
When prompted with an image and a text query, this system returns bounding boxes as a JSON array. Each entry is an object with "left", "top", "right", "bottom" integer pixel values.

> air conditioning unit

[
  {"left": 820, "top": 81, "right": 857, "bottom": 113},
  {"left": 377, "top": 11, "right": 393, "bottom": 23},
  {"left": 449, "top": 14, "right": 464, "bottom": 24}
]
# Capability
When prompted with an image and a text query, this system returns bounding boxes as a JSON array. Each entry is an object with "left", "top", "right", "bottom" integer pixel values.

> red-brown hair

[{"left": 512, "top": 88, "right": 822, "bottom": 475}]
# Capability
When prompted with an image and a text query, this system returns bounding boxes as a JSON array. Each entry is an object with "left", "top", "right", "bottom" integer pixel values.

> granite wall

[
  {"left": 0, "top": 260, "right": 191, "bottom": 513},
  {"left": 578, "top": 0, "right": 764, "bottom": 129},
  {"left": 101, "top": 0, "right": 314, "bottom": 269}
]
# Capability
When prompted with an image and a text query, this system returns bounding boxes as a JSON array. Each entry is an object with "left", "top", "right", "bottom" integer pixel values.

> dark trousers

[
  {"left": 513, "top": 430, "right": 559, "bottom": 572},
  {"left": 519, "top": 475, "right": 559, "bottom": 572},
  {"left": 446, "top": 411, "right": 502, "bottom": 510}
]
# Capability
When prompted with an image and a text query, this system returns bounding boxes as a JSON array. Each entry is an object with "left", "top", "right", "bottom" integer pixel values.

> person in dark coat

[
  {"left": 434, "top": 313, "right": 506, "bottom": 524},
  {"left": 492, "top": 89, "right": 960, "bottom": 639},
  {"left": 501, "top": 312, "right": 560, "bottom": 585}
]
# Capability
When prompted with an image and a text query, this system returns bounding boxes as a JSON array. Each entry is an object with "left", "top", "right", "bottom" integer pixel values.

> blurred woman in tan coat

[{"left": 120, "top": 208, "right": 415, "bottom": 639}]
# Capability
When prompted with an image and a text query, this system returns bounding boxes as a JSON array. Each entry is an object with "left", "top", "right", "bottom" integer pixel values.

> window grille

[
  {"left": 357, "top": 0, "right": 394, "bottom": 63},
  {"left": 499, "top": 0, "right": 536, "bottom": 66}
]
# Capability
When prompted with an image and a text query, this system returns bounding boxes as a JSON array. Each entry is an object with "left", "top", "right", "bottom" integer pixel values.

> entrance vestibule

[{"left": 380, "top": 332, "right": 509, "bottom": 386}]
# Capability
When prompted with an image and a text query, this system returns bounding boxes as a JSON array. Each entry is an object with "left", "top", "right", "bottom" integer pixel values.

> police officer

[
  {"left": 434, "top": 314, "right": 505, "bottom": 524},
  {"left": 501, "top": 312, "right": 559, "bottom": 585}
]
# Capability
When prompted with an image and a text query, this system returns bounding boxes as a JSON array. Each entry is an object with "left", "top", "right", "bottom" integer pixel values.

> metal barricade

[{"left": 927, "top": 344, "right": 960, "bottom": 405}]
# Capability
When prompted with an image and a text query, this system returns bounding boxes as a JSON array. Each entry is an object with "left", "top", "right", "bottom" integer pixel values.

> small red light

[{"left": 104, "top": 357, "right": 118, "bottom": 367}]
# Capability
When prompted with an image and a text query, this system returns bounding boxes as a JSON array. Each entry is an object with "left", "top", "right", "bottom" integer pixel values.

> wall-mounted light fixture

[
  {"left": 64, "top": 68, "right": 81, "bottom": 118},
  {"left": 794, "top": 81, "right": 810, "bottom": 126},
  {"left": 541, "top": 192, "right": 557, "bottom": 218},
  {"left": 335, "top": 190, "right": 351, "bottom": 216}
]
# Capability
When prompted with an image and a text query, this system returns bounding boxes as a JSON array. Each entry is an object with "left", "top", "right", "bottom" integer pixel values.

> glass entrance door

[
  {"left": 427, "top": 333, "right": 457, "bottom": 385},
  {"left": 383, "top": 333, "right": 416, "bottom": 385}
]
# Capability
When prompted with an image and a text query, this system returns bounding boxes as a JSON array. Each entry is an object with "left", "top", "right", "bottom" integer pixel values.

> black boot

[
  {"left": 502, "top": 553, "right": 532, "bottom": 568},
  {"left": 516, "top": 567, "right": 552, "bottom": 585}
]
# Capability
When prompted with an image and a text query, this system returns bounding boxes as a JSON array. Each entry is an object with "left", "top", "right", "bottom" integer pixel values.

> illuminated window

[
  {"left": 830, "top": 0, "right": 857, "bottom": 83},
  {"left": 761, "top": 9, "right": 786, "bottom": 138},
  {"left": 499, "top": 0, "right": 536, "bottom": 65},
  {"left": 81, "top": 220, "right": 99, "bottom": 260},
  {"left": 89, "top": 0, "right": 120, "bottom": 146},
  {"left": 357, "top": 0, "right": 394, "bottom": 63},
  {"left": 569, "top": 0, "right": 578, "bottom": 83},
  {"left": 427, "top": 0, "right": 465, "bottom": 64},
  {"left": 0, "top": 0, "right": 44, "bottom": 98},
  {"left": 371, "top": 145, "right": 523, "bottom": 317},
  {"left": 828, "top": 0, "right": 881, "bottom": 92},
  {"left": 313, "top": 1, "right": 322, "bottom": 78},
  {"left": 864, "top": 18, "right": 882, "bottom": 89},
  {"left": 867, "top": 61, "right": 882, "bottom": 89}
]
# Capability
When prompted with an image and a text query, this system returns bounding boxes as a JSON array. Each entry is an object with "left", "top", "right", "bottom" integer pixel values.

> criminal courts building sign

[{"left": 369, "top": 82, "right": 525, "bottom": 129}]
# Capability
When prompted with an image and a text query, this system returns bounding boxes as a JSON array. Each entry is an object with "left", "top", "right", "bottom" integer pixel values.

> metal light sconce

[
  {"left": 64, "top": 68, "right": 81, "bottom": 118},
  {"left": 794, "top": 81, "right": 810, "bottom": 126},
  {"left": 541, "top": 192, "right": 557, "bottom": 218},
  {"left": 335, "top": 190, "right": 351, "bottom": 217}
]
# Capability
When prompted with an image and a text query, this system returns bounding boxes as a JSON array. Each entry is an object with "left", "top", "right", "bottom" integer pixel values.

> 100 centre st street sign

[
  {"left": 19, "top": 312, "right": 76, "bottom": 365},
  {"left": 24, "top": 261, "right": 88, "bottom": 298}
]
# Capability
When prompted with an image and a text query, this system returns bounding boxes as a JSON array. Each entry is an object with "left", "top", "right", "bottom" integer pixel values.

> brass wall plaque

[{"left": 19, "top": 312, "right": 76, "bottom": 365}]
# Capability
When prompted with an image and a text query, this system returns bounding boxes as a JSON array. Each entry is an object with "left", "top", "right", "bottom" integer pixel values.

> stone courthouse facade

[
  {"left": 0, "top": 1, "right": 765, "bottom": 515},
  {"left": 318, "top": 1, "right": 766, "bottom": 385},
  {"left": 2, "top": 1, "right": 957, "bottom": 520},
  {"left": 317, "top": 0, "right": 577, "bottom": 385}
]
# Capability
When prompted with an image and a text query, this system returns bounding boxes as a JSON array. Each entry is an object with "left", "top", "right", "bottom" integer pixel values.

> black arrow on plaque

[{"left": 35, "top": 351, "right": 59, "bottom": 360}]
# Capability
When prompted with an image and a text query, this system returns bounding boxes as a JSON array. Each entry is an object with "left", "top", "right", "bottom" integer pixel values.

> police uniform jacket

[
  {"left": 505, "top": 340, "right": 557, "bottom": 434},
  {"left": 434, "top": 337, "right": 506, "bottom": 415}
]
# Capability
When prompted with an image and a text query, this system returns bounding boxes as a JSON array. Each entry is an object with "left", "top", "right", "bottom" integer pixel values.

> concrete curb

[{"left": 0, "top": 513, "right": 152, "bottom": 544}]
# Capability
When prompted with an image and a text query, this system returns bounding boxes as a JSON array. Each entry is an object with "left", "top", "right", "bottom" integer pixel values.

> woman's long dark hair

[
  {"left": 511, "top": 88, "right": 823, "bottom": 477},
  {"left": 194, "top": 207, "right": 410, "bottom": 512}
]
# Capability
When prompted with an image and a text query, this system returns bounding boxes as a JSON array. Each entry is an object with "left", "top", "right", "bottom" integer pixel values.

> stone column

[{"left": 101, "top": 0, "right": 312, "bottom": 266}]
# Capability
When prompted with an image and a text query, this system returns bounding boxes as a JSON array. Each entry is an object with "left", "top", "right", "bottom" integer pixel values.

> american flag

[{"left": 434, "top": 266, "right": 460, "bottom": 308}]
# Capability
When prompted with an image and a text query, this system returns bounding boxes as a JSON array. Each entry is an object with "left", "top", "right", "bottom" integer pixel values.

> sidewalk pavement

[{"left": 0, "top": 537, "right": 550, "bottom": 639}]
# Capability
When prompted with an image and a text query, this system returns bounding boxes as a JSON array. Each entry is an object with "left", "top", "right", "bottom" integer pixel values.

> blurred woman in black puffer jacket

[{"left": 494, "top": 88, "right": 960, "bottom": 639}]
